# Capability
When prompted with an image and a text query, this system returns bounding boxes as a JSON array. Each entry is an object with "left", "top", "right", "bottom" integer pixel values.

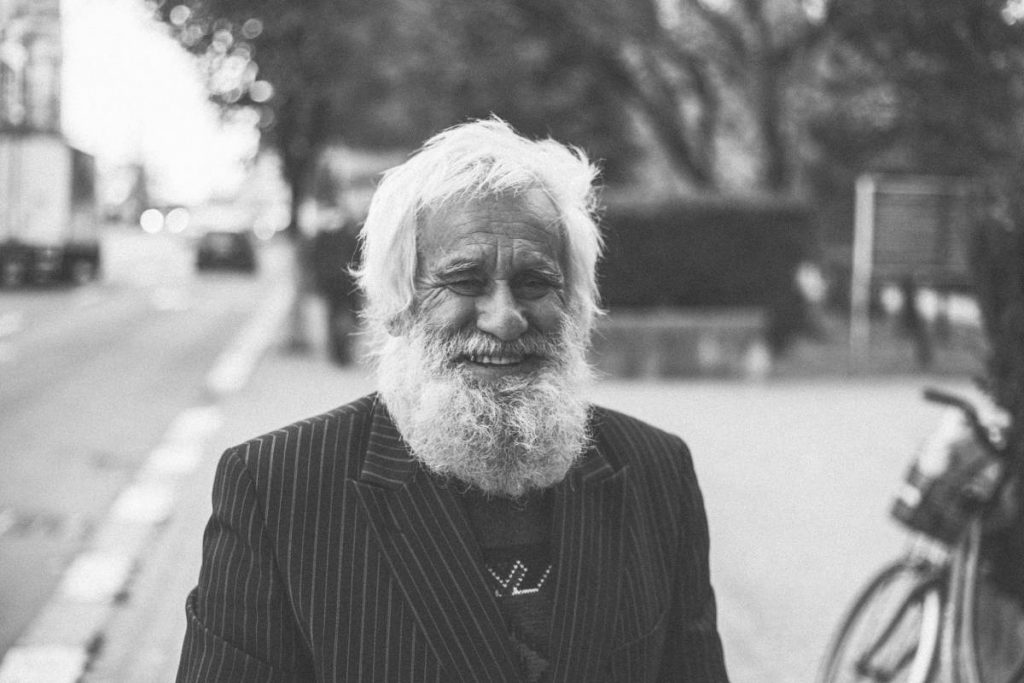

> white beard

[{"left": 375, "top": 317, "right": 593, "bottom": 498}]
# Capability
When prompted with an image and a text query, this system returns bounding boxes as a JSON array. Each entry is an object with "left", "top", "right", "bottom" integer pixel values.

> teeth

[{"left": 470, "top": 354, "right": 521, "bottom": 366}]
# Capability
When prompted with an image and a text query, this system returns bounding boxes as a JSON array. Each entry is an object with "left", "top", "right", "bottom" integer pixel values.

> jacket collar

[{"left": 356, "top": 395, "right": 421, "bottom": 487}]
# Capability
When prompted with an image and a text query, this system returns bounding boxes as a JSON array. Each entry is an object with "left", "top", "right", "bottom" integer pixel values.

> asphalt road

[{"left": 0, "top": 226, "right": 289, "bottom": 659}]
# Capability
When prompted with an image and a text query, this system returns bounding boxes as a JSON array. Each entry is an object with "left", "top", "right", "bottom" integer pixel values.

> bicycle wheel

[
  {"left": 950, "top": 521, "right": 1024, "bottom": 683},
  {"left": 819, "top": 559, "right": 943, "bottom": 683}
]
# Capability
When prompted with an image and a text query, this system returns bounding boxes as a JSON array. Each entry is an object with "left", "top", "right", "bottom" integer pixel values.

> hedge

[{"left": 596, "top": 195, "right": 816, "bottom": 351}]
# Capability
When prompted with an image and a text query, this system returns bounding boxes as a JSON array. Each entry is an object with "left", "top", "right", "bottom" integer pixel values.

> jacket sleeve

[
  {"left": 176, "top": 447, "right": 314, "bottom": 682},
  {"left": 658, "top": 440, "right": 729, "bottom": 682}
]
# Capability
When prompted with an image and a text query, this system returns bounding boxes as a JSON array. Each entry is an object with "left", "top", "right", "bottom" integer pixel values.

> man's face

[{"left": 412, "top": 189, "right": 569, "bottom": 382}]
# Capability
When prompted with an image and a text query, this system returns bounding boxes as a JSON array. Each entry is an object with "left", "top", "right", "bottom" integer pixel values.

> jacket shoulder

[
  {"left": 589, "top": 404, "right": 702, "bottom": 498},
  {"left": 591, "top": 404, "right": 690, "bottom": 463},
  {"left": 219, "top": 393, "right": 377, "bottom": 481}
]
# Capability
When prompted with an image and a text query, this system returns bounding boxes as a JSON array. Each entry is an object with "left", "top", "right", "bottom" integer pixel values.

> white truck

[{"left": 0, "top": 133, "right": 101, "bottom": 286}]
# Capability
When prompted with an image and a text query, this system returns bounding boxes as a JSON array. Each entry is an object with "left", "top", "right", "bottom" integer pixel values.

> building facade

[{"left": 0, "top": 0, "right": 61, "bottom": 134}]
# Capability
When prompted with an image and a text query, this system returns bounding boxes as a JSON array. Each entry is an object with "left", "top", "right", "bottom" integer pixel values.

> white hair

[{"left": 353, "top": 118, "right": 604, "bottom": 342}]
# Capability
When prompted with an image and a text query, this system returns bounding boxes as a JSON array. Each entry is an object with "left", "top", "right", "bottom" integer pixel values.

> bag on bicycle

[{"left": 891, "top": 420, "right": 1003, "bottom": 544}]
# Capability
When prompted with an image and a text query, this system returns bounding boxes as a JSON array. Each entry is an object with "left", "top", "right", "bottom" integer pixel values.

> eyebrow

[
  {"left": 428, "top": 257, "right": 565, "bottom": 285},
  {"left": 430, "top": 258, "right": 482, "bottom": 277}
]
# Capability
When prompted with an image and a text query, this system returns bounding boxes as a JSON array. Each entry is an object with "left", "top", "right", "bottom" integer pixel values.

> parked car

[{"left": 195, "top": 230, "right": 257, "bottom": 272}]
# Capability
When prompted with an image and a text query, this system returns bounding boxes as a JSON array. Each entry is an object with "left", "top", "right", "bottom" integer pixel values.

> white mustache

[{"left": 436, "top": 331, "right": 564, "bottom": 366}]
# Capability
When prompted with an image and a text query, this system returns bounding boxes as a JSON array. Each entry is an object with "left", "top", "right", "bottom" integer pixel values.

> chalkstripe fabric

[{"left": 176, "top": 393, "right": 728, "bottom": 682}]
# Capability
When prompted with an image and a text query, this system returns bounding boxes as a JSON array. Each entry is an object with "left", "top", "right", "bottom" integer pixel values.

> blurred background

[{"left": 2, "top": 0, "right": 1024, "bottom": 681}]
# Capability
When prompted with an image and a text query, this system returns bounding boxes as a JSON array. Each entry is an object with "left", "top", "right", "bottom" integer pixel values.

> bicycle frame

[
  {"left": 819, "top": 387, "right": 1022, "bottom": 683},
  {"left": 856, "top": 572, "right": 943, "bottom": 683},
  {"left": 947, "top": 518, "right": 1024, "bottom": 683},
  {"left": 947, "top": 518, "right": 984, "bottom": 683}
]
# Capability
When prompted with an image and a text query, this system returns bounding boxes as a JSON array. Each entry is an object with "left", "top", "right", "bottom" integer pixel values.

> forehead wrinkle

[
  {"left": 423, "top": 244, "right": 561, "bottom": 283},
  {"left": 416, "top": 189, "right": 568, "bottom": 275}
]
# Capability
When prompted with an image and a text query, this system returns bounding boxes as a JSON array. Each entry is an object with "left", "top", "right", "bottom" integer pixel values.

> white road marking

[
  {"left": 164, "top": 405, "right": 223, "bottom": 443},
  {"left": 59, "top": 552, "right": 134, "bottom": 603},
  {"left": 0, "top": 646, "right": 88, "bottom": 683},
  {"left": 206, "top": 280, "right": 295, "bottom": 396},
  {"left": 143, "top": 442, "right": 203, "bottom": 477},
  {"left": 0, "top": 508, "right": 13, "bottom": 537},
  {"left": 109, "top": 481, "right": 175, "bottom": 525}
]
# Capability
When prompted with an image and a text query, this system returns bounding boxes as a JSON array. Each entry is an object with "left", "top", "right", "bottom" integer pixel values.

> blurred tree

[
  {"left": 156, "top": 0, "right": 453, "bottom": 238},
  {"left": 492, "top": 0, "right": 831, "bottom": 192},
  {"left": 423, "top": 0, "right": 642, "bottom": 182},
  {"left": 156, "top": 0, "right": 645, "bottom": 217},
  {"left": 811, "top": 0, "right": 1024, "bottom": 178}
]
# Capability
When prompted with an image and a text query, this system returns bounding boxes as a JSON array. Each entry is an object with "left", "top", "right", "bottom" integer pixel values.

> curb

[{"left": 0, "top": 281, "right": 296, "bottom": 683}]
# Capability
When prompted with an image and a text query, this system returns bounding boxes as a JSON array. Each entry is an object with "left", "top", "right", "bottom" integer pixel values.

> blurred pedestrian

[
  {"left": 310, "top": 217, "right": 362, "bottom": 364},
  {"left": 177, "top": 118, "right": 728, "bottom": 682}
]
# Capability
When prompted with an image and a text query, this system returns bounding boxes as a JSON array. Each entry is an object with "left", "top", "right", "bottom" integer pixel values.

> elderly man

[{"left": 177, "top": 119, "right": 728, "bottom": 682}]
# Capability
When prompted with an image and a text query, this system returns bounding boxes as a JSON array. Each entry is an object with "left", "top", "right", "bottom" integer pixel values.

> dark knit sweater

[{"left": 458, "top": 488, "right": 554, "bottom": 683}]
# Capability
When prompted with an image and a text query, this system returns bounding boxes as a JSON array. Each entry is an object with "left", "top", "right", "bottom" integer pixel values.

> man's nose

[{"left": 475, "top": 282, "right": 528, "bottom": 341}]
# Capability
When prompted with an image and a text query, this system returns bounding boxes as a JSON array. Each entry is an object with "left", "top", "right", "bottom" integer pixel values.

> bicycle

[{"left": 818, "top": 387, "right": 1024, "bottom": 683}]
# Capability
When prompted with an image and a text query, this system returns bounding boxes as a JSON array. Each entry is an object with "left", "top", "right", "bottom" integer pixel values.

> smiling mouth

[{"left": 462, "top": 353, "right": 526, "bottom": 367}]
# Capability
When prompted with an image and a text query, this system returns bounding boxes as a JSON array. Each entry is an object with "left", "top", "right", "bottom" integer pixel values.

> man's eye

[
  {"left": 446, "top": 279, "right": 486, "bottom": 296},
  {"left": 515, "top": 278, "right": 557, "bottom": 299}
]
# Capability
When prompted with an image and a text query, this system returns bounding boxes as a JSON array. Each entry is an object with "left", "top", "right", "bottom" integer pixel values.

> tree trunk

[{"left": 757, "top": 61, "right": 791, "bottom": 192}]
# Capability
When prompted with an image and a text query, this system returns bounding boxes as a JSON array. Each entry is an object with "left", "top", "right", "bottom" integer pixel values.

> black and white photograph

[{"left": 2, "top": 0, "right": 1024, "bottom": 681}]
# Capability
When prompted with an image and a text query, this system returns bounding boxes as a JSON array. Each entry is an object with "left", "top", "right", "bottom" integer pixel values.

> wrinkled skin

[{"left": 412, "top": 189, "right": 569, "bottom": 382}]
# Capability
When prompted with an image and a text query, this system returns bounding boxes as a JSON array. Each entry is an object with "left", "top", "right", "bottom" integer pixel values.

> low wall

[{"left": 590, "top": 308, "right": 771, "bottom": 379}]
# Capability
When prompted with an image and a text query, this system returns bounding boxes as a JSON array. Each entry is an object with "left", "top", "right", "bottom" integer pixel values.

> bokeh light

[
  {"left": 253, "top": 216, "right": 277, "bottom": 241},
  {"left": 140, "top": 208, "right": 165, "bottom": 233},
  {"left": 165, "top": 207, "right": 191, "bottom": 233},
  {"left": 241, "top": 18, "right": 263, "bottom": 40},
  {"left": 168, "top": 4, "right": 190, "bottom": 26},
  {"left": 802, "top": 0, "right": 827, "bottom": 23},
  {"left": 212, "top": 29, "right": 234, "bottom": 52},
  {"left": 249, "top": 80, "right": 273, "bottom": 103}
]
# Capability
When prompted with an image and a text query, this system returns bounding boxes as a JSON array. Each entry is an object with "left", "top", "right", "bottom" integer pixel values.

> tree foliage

[
  {"left": 421, "top": 0, "right": 641, "bottom": 182},
  {"left": 156, "top": 0, "right": 646, "bottom": 230},
  {"left": 157, "top": 0, "right": 455, "bottom": 234},
  {"left": 494, "top": 0, "right": 830, "bottom": 192},
  {"left": 817, "top": 0, "right": 1024, "bottom": 176}
]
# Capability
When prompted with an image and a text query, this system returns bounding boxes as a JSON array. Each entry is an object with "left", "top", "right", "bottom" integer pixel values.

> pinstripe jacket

[{"left": 177, "top": 393, "right": 727, "bottom": 682}]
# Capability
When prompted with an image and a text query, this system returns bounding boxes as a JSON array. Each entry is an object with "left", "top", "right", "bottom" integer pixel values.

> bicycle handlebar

[{"left": 923, "top": 387, "right": 1007, "bottom": 455}]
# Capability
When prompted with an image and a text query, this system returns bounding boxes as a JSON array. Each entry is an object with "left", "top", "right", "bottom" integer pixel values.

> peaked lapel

[
  {"left": 351, "top": 399, "right": 522, "bottom": 683},
  {"left": 547, "top": 422, "right": 629, "bottom": 683}
]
